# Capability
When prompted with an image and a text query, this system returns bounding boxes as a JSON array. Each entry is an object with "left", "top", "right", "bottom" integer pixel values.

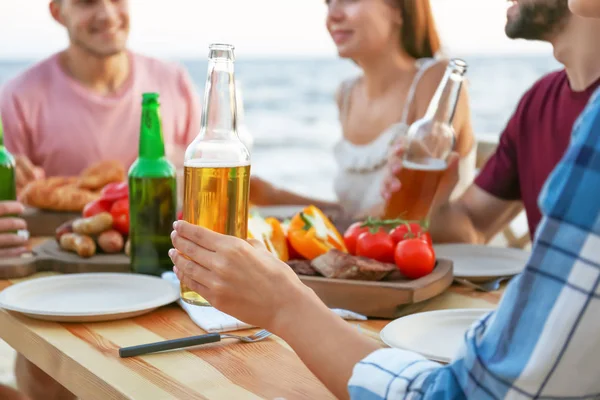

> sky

[{"left": 0, "top": 0, "right": 553, "bottom": 60}]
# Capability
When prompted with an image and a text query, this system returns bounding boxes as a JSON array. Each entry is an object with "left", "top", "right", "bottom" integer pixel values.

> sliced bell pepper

[
  {"left": 248, "top": 214, "right": 289, "bottom": 262},
  {"left": 281, "top": 219, "right": 304, "bottom": 260},
  {"left": 287, "top": 205, "right": 347, "bottom": 260}
]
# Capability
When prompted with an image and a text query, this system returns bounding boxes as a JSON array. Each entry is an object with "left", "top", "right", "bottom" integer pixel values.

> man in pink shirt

[
  {"left": 0, "top": 0, "right": 200, "bottom": 192},
  {"left": 0, "top": 1, "right": 200, "bottom": 399}
]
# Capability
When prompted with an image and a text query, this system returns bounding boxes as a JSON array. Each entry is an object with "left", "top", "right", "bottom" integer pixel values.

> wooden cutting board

[
  {"left": 298, "top": 259, "right": 453, "bottom": 318},
  {"left": 21, "top": 207, "right": 80, "bottom": 237},
  {"left": 0, "top": 240, "right": 130, "bottom": 279}
]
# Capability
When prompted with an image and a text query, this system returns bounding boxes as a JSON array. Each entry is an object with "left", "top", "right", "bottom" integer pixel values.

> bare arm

[
  {"left": 430, "top": 184, "right": 523, "bottom": 244},
  {"left": 170, "top": 221, "right": 379, "bottom": 399},
  {"left": 273, "top": 288, "right": 381, "bottom": 399},
  {"left": 249, "top": 177, "right": 339, "bottom": 209}
]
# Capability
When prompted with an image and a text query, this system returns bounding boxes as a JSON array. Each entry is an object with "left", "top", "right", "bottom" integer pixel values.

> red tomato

[
  {"left": 394, "top": 238, "right": 436, "bottom": 279},
  {"left": 343, "top": 222, "right": 370, "bottom": 255},
  {"left": 421, "top": 232, "right": 433, "bottom": 247},
  {"left": 82, "top": 198, "right": 113, "bottom": 218},
  {"left": 356, "top": 229, "right": 396, "bottom": 263},
  {"left": 390, "top": 223, "right": 425, "bottom": 243},
  {"left": 100, "top": 182, "right": 128, "bottom": 202},
  {"left": 110, "top": 198, "right": 129, "bottom": 235}
]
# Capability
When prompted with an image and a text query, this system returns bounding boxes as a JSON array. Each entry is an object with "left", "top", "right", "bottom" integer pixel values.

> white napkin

[{"left": 161, "top": 272, "right": 367, "bottom": 333}]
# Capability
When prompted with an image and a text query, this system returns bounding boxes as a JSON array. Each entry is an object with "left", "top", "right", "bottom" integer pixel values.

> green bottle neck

[
  {"left": 0, "top": 119, "right": 15, "bottom": 166},
  {"left": 139, "top": 104, "right": 166, "bottom": 160},
  {"left": 0, "top": 116, "right": 5, "bottom": 148}
]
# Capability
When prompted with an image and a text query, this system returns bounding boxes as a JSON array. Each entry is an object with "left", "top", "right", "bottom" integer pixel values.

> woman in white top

[{"left": 250, "top": 0, "right": 475, "bottom": 218}]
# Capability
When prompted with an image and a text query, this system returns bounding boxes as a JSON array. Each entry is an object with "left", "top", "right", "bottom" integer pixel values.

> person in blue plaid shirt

[{"left": 169, "top": 1, "right": 600, "bottom": 399}]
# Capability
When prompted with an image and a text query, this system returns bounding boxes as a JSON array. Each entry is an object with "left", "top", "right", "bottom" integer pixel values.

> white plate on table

[
  {"left": 0, "top": 273, "right": 179, "bottom": 322},
  {"left": 433, "top": 244, "right": 530, "bottom": 280},
  {"left": 380, "top": 309, "right": 493, "bottom": 363}
]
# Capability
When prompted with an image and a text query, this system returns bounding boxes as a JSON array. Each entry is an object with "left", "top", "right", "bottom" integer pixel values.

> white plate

[
  {"left": 250, "top": 205, "right": 305, "bottom": 220},
  {"left": 433, "top": 244, "right": 529, "bottom": 280},
  {"left": 380, "top": 309, "right": 493, "bottom": 363},
  {"left": 0, "top": 273, "right": 180, "bottom": 322}
]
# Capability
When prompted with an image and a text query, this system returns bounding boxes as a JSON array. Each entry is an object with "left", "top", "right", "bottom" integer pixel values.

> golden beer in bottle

[
  {"left": 181, "top": 44, "right": 251, "bottom": 306},
  {"left": 384, "top": 59, "right": 467, "bottom": 221}
]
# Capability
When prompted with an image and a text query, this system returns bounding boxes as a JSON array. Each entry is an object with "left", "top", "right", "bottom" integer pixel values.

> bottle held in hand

[
  {"left": 181, "top": 44, "right": 251, "bottom": 306},
  {"left": 383, "top": 59, "right": 467, "bottom": 221}
]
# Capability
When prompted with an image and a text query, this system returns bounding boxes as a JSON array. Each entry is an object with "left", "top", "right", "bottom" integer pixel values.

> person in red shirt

[{"left": 383, "top": 0, "right": 600, "bottom": 243}]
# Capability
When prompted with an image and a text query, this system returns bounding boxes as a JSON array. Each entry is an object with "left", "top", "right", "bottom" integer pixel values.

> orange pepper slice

[
  {"left": 287, "top": 205, "right": 347, "bottom": 260},
  {"left": 248, "top": 215, "right": 289, "bottom": 262}
]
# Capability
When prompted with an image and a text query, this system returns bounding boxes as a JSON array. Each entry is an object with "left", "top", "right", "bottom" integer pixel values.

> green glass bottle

[
  {"left": 0, "top": 115, "right": 17, "bottom": 202},
  {"left": 128, "top": 93, "right": 177, "bottom": 276}
]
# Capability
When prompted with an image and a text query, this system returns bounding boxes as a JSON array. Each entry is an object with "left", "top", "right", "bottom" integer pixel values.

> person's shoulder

[
  {"left": 335, "top": 75, "right": 359, "bottom": 110},
  {"left": 0, "top": 54, "right": 58, "bottom": 102},
  {"left": 520, "top": 69, "right": 567, "bottom": 101}
]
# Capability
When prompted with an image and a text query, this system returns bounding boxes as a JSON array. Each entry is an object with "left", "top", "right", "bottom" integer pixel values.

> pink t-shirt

[{"left": 0, "top": 51, "right": 201, "bottom": 177}]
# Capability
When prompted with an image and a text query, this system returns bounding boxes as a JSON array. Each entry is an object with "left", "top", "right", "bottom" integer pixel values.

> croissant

[
  {"left": 76, "top": 160, "right": 126, "bottom": 191},
  {"left": 20, "top": 177, "right": 100, "bottom": 212}
]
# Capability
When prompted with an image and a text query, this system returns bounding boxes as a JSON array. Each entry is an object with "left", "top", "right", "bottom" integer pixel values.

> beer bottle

[
  {"left": 383, "top": 59, "right": 467, "bottom": 221},
  {"left": 128, "top": 93, "right": 177, "bottom": 276},
  {"left": 235, "top": 80, "right": 254, "bottom": 154},
  {"left": 181, "top": 44, "right": 251, "bottom": 306},
  {"left": 0, "top": 115, "right": 17, "bottom": 202}
]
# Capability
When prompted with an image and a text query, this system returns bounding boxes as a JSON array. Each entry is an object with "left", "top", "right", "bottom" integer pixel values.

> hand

[
  {"left": 249, "top": 176, "right": 278, "bottom": 206},
  {"left": 170, "top": 220, "right": 313, "bottom": 333},
  {"left": 15, "top": 155, "right": 45, "bottom": 190},
  {"left": 0, "top": 201, "right": 28, "bottom": 257},
  {"left": 381, "top": 142, "right": 461, "bottom": 207}
]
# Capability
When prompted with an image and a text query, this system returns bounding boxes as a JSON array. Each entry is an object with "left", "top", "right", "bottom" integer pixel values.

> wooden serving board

[
  {"left": 298, "top": 259, "right": 454, "bottom": 319},
  {"left": 0, "top": 240, "right": 130, "bottom": 279},
  {"left": 21, "top": 207, "right": 81, "bottom": 237}
]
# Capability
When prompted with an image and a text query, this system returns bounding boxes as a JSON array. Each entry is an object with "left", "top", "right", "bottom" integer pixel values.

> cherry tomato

[
  {"left": 356, "top": 229, "right": 396, "bottom": 263},
  {"left": 390, "top": 223, "right": 424, "bottom": 243},
  {"left": 394, "top": 238, "right": 436, "bottom": 279},
  {"left": 100, "top": 182, "right": 128, "bottom": 202},
  {"left": 421, "top": 232, "right": 433, "bottom": 247},
  {"left": 343, "top": 222, "right": 370, "bottom": 255},
  {"left": 82, "top": 198, "right": 113, "bottom": 218},
  {"left": 110, "top": 198, "right": 129, "bottom": 235}
]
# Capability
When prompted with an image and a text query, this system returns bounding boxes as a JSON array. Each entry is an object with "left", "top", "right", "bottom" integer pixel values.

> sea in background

[{"left": 0, "top": 54, "right": 562, "bottom": 201}]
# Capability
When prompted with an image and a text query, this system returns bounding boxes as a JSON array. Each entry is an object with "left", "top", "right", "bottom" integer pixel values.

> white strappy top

[{"left": 333, "top": 58, "right": 476, "bottom": 217}]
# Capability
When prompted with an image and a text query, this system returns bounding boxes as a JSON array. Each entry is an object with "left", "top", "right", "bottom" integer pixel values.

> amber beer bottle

[
  {"left": 181, "top": 44, "right": 251, "bottom": 306},
  {"left": 383, "top": 59, "right": 467, "bottom": 220}
]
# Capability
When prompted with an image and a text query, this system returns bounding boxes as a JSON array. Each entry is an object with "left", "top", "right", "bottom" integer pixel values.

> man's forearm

[{"left": 429, "top": 202, "right": 485, "bottom": 244}]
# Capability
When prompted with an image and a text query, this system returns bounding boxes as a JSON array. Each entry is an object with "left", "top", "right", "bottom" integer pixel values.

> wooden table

[
  {"left": 0, "top": 273, "right": 504, "bottom": 400},
  {"left": 0, "top": 237, "right": 505, "bottom": 399}
]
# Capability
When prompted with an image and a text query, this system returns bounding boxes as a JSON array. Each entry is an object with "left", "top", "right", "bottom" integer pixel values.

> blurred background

[{"left": 0, "top": 0, "right": 561, "bottom": 201}]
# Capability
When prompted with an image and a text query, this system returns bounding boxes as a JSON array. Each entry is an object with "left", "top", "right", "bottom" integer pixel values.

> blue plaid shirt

[{"left": 348, "top": 88, "right": 600, "bottom": 399}]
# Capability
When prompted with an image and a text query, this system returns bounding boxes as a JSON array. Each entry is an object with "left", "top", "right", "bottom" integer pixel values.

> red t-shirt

[{"left": 475, "top": 70, "right": 600, "bottom": 237}]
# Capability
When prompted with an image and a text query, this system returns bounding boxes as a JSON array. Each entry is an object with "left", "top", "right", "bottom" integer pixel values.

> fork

[
  {"left": 454, "top": 276, "right": 511, "bottom": 292},
  {"left": 119, "top": 329, "right": 272, "bottom": 358}
]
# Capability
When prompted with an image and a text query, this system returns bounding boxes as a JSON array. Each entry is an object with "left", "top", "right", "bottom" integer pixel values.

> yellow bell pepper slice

[
  {"left": 248, "top": 214, "right": 289, "bottom": 261},
  {"left": 287, "top": 205, "right": 347, "bottom": 260}
]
